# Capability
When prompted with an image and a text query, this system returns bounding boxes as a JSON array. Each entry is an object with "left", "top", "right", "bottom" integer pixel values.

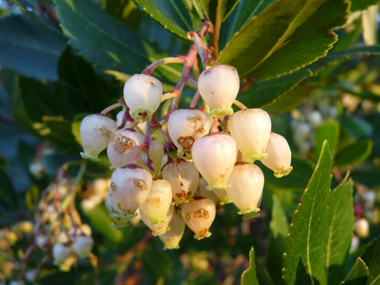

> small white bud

[
  {"left": 52, "top": 243, "right": 72, "bottom": 263},
  {"left": 73, "top": 236, "right": 94, "bottom": 258}
]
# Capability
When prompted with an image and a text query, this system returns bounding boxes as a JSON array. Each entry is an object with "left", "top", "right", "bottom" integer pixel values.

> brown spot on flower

[
  {"left": 178, "top": 136, "right": 194, "bottom": 151},
  {"left": 100, "top": 126, "right": 112, "bottom": 138},
  {"left": 185, "top": 213, "right": 191, "bottom": 221},
  {"left": 111, "top": 135, "right": 136, "bottom": 154},
  {"left": 111, "top": 182, "right": 117, "bottom": 191},
  {"left": 144, "top": 78, "right": 153, "bottom": 84},
  {"left": 193, "top": 208, "right": 209, "bottom": 219},
  {"left": 198, "top": 228, "right": 209, "bottom": 239},
  {"left": 220, "top": 174, "right": 225, "bottom": 178},
  {"left": 134, "top": 179, "right": 147, "bottom": 190},
  {"left": 176, "top": 191, "right": 192, "bottom": 201},
  {"left": 146, "top": 197, "right": 160, "bottom": 204},
  {"left": 138, "top": 110, "right": 148, "bottom": 118},
  {"left": 187, "top": 115, "right": 205, "bottom": 134}
]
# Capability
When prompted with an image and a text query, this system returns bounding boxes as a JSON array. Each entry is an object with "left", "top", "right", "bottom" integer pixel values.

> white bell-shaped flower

[
  {"left": 72, "top": 236, "right": 94, "bottom": 258},
  {"left": 140, "top": 205, "right": 174, "bottom": 236},
  {"left": 123, "top": 74, "right": 163, "bottom": 123},
  {"left": 262, "top": 133, "right": 293, "bottom": 178},
  {"left": 162, "top": 159, "right": 199, "bottom": 204},
  {"left": 140, "top": 179, "right": 173, "bottom": 225},
  {"left": 80, "top": 114, "right": 117, "bottom": 160},
  {"left": 192, "top": 133, "right": 237, "bottom": 190},
  {"left": 181, "top": 198, "right": 216, "bottom": 240},
  {"left": 159, "top": 208, "right": 186, "bottom": 250},
  {"left": 168, "top": 109, "right": 212, "bottom": 159},
  {"left": 198, "top": 178, "right": 220, "bottom": 205},
  {"left": 226, "top": 163, "right": 264, "bottom": 218},
  {"left": 110, "top": 165, "right": 152, "bottom": 217},
  {"left": 198, "top": 64, "right": 240, "bottom": 117},
  {"left": 107, "top": 129, "right": 145, "bottom": 168},
  {"left": 354, "top": 218, "right": 369, "bottom": 238},
  {"left": 52, "top": 243, "right": 72, "bottom": 263},
  {"left": 213, "top": 189, "right": 233, "bottom": 205},
  {"left": 105, "top": 190, "right": 130, "bottom": 228},
  {"left": 228, "top": 109, "right": 271, "bottom": 162}
]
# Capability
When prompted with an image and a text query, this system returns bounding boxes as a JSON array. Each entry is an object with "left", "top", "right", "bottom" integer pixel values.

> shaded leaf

[
  {"left": 200, "top": 0, "right": 241, "bottom": 23},
  {"left": 219, "top": 0, "right": 349, "bottom": 80},
  {"left": 341, "top": 257, "right": 368, "bottom": 285},
  {"left": 241, "top": 247, "right": 259, "bottom": 285},
  {"left": 105, "top": 0, "right": 143, "bottom": 30},
  {"left": 182, "top": 0, "right": 204, "bottom": 30},
  {"left": 361, "top": 235, "right": 380, "bottom": 284},
  {"left": 134, "top": 0, "right": 192, "bottom": 38},
  {"left": 315, "top": 120, "right": 340, "bottom": 158},
  {"left": 0, "top": 168, "right": 18, "bottom": 210},
  {"left": 334, "top": 140, "right": 373, "bottom": 169},
  {"left": 351, "top": 169, "right": 380, "bottom": 188},
  {"left": 340, "top": 115, "right": 373, "bottom": 138},
  {"left": 350, "top": 0, "right": 380, "bottom": 12},
  {"left": 283, "top": 141, "right": 332, "bottom": 285},
  {"left": 267, "top": 195, "right": 288, "bottom": 285},
  {"left": 325, "top": 176, "right": 354, "bottom": 284},
  {"left": 25, "top": 185, "right": 39, "bottom": 212},
  {"left": 0, "top": 15, "right": 66, "bottom": 81}
]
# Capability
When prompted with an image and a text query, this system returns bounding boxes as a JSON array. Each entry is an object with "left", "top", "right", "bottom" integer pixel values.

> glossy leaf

[
  {"left": 283, "top": 141, "right": 332, "bottom": 285},
  {"left": 315, "top": 120, "right": 340, "bottom": 158},
  {"left": 200, "top": 0, "right": 241, "bottom": 23},
  {"left": 135, "top": 0, "right": 192, "bottom": 38},
  {"left": 341, "top": 258, "right": 369, "bottom": 285},
  {"left": 334, "top": 140, "right": 373, "bottom": 169},
  {"left": 218, "top": 0, "right": 349, "bottom": 80},
  {"left": 361, "top": 235, "right": 380, "bottom": 284},
  {"left": 350, "top": 0, "right": 380, "bottom": 12},
  {"left": 267, "top": 195, "right": 288, "bottom": 285},
  {"left": 0, "top": 15, "right": 66, "bottom": 80},
  {"left": 241, "top": 247, "right": 259, "bottom": 285},
  {"left": 53, "top": 0, "right": 180, "bottom": 79}
]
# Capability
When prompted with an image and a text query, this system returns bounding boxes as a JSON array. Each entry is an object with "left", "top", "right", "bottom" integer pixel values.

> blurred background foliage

[{"left": 1, "top": 0, "right": 380, "bottom": 284}]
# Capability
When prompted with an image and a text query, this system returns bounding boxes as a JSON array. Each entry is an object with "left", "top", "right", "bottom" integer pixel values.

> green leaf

[
  {"left": 259, "top": 155, "right": 314, "bottom": 191},
  {"left": 361, "top": 235, "right": 380, "bottom": 284},
  {"left": 0, "top": 168, "right": 18, "bottom": 210},
  {"left": 350, "top": 0, "right": 380, "bottom": 12},
  {"left": 83, "top": 204, "right": 124, "bottom": 243},
  {"left": 341, "top": 258, "right": 369, "bottom": 285},
  {"left": 200, "top": 0, "right": 241, "bottom": 23},
  {"left": 218, "top": 0, "right": 350, "bottom": 80},
  {"left": 134, "top": 0, "right": 192, "bottom": 38},
  {"left": 0, "top": 15, "right": 66, "bottom": 81},
  {"left": 351, "top": 169, "right": 380, "bottom": 188},
  {"left": 53, "top": 0, "right": 181, "bottom": 79},
  {"left": 325, "top": 176, "right": 354, "bottom": 284},
  {"left": 241, "top": 247, "right": 259, "bottom": 285},
  {"left": 340, "top": 115, "right": 373, "bottom": 138},
  {"left": 42, "top": 116, "right": 78, "bottom": 147},
  {"left": 71, "top": 113, "right": 91, "bottom": 146},
  {"left": 267, "top": 195, "right": 288, "bottom": 285},
  {"left": 104, "top": 0, "right": 143, "bottom": 30},
  {"left": 334, "top": 140, "right": 373, "bottom": 169},
  {"left": 283, "top": 141, "right": 332, "bottom": 285},
  {"left": 315, "top": 120, "right": 340, "bottom": 158},
  {"left": 25, "top": 185, "right": 39, "bottom": 212}
]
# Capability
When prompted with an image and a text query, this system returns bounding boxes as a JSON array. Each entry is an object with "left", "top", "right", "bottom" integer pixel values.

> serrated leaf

[
  {"left": 104, "top": 0, "right": 143, "bottom": 30},
  {"left": 0, "top": 168, "right": 18, "bottom": 210},
  {"left": 341, "top": 258, "right": 368, "bottom": 285},
  {"left": 241, "top": 247, "right": 259, "bottom": 285},
  {"left": 283, "top": 141, "right": 332, "bottom": 285},
  {"left": 259, "top": 155, "right": 314, "bottom": 191},
  {"left": 134, "top": 0, "right": 192, "bottom": 38},
  {"left": 219, "top": 0, "right": 349, "bottom": 80},
  {"left": 182, "top": 0, "right": 203, "bottom": 30},
  {"left": 200, "top": 0, "right": 241, "bottom": 23},
  {"left": 334, "top": 140, "right": 373, "bottom": 169},
  {"left": 53, "top": 0, "right": 181, "bottom": 79},
  {"left": 361, "top": 235, "right": 380, "bottom": 284},
  {"left": 0, "top": 15, "right": 66, "bottom": 81},
  {"left": 325, "top": 177, "right": 354, "bottom": 284},
  {"left": 315, "top": 120, "right": 340, "bottom": 158},
  {"left": 267, "top": 195, "right": 288, "bottom": 285},
  {"left": 350, "top": 0, "right": 380, "bottom": 12}
]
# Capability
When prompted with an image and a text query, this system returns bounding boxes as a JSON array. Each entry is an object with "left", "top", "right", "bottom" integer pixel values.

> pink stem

[
  {"left": 100, "top": 102, "right": 122, "bottom": 115},
  {"left": 189, "top": 90, "right": 200, "bottom": 108},
  {"left": 131, "top": 149, "right": 142, "bottom": 164},
  {"left": 142, "top": 57, "right": 186, "bottom": 75},
  {"left": 210, "top": 117, "right": 219, "bottom": 133}
]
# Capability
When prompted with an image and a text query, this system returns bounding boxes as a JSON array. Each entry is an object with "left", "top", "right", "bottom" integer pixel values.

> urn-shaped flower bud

[
  {"left": 110, "top": 165, "right": 152, "bottom": 217},
  {"left": 73, "top": 236, "right": 94, "bottom": 258},
  {"left": 262, "top": 133, "right": 293, "bottom": 178},
  {"left": 198, "top": 64, "right": 240, "bottom": 117},
  {"left": 159, "top": 208, "right": 186, "bottom": 250},
  {"left": 168, "top": 109, "right": 212, "bottom": 159},
  {"left": 192, "top": 133, "right": 237, "bottom": 190},
  {"left": 354, "top": 218, "right": 369, "bottom": 238},
  {"left": 140, "top": 205, "right": 174, "bottom": 236},
  {"left": 226, "top": 163, "right": 264, "bottom": 218},
  {"left": 140, "top": 179, "right": 173, "bottom": 225},
  {"left": 105, "top": 190, "right": 130, "bottom": 228},
  {"left": 198, "top": 178, "right": 220, "bottom": 205},
  {"left": 123, "top": 74, "right": 163, "bottom": 123},
  {"left": 228, "top": 109, "right": 271, "bottom": 162},
  {"left": 213, "top": 189, "right": 233, "bottom": 205},
  {"left": 107, "top": 129, "right": 145, "bottom": 168},
  {"left": 80, "top": 114, "right": 117, "bottom": 160},
  {"left": 181, "top": 198, "right": 216, "bottom": 240},
  {"left": 162, "top": 159, "right": 199, "bottom": 204},
  {"left": 53, "top": 243, "right": 72, "bottom": 263}
]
